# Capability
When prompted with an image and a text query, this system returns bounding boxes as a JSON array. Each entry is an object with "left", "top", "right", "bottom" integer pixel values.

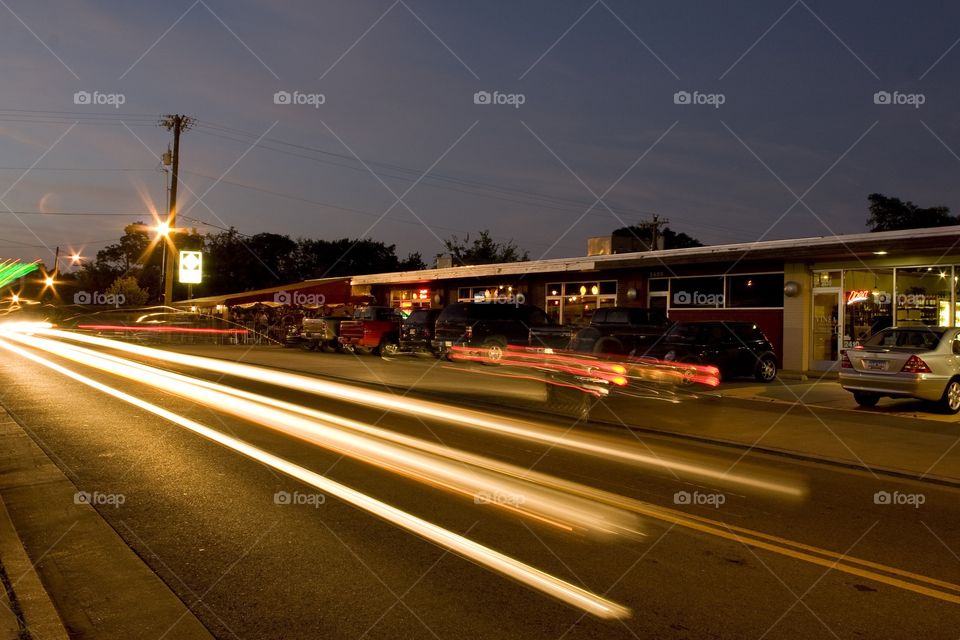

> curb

[
  {"left": 174, "top": 347, "right": 960, "bottom": 490},
  {"left": 0, "top": 405, "right": 215, "bottom": 640},
  {"left": 0, "top": 416, "right": 70, "bottom": 640}
]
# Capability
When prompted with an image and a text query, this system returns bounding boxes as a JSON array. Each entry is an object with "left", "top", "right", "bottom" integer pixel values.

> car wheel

[
  {"left": 320, "top": 341, "right": 339, "bottom": 353},
  {"left": 593, "top": 337, "right": 624, "bottom": 355},
  {"left": 481, "top": 337, "right": 507, "bottom": 364},
  {"left": 939, "top": 379, "right": 960, "bottom": 414},
  {"left": 852, "top": 391, "right": 880, "bottom": 408},
  {"left": 379, "top": 338, "right": 399, "bottom": 357},
  {"left": 754, "top": 356, "right": 777, "bottom": 383},
  {"left": 355, "top": 345, "right": 373, "bottom": 356},
  {"left": 674, "top": 356, "right": 704, "bottom": 386}
]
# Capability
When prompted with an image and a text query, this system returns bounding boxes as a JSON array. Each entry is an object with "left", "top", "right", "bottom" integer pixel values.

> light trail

[
  {"left": 34, "top": 328, "right": 806, "bottom": 499},
  {"left": 6, "top": 331, "right": 641, "bottom": 538},
  {"left": 0, "top": 335, "right": 632, "bottom": 619}
]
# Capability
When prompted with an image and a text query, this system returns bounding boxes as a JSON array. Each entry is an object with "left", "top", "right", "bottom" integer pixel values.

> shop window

[
  {"left": 649, "top": 278, "right": 668, "bottom": 292},
  {"left": 843, "top": 269, "right": 893, "bottom": 344},
  {"left": 727, "top": 273, "right": 783, "bottom": 308},
  {"left": 670, "top": 276, "right": 724, "bottom": 308},
  {"left": 896, "top": 267, "right": 951, "bottom": 327}
]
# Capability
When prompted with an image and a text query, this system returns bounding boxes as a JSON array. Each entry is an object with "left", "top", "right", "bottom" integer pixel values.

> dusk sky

[{"left": 2, "top": 0, "right": 960, "bottom": 268}]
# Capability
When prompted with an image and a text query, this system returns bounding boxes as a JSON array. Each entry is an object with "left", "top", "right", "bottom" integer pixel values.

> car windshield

[{"left": 864, "top": 328, "right": 944, "bottom": 350}]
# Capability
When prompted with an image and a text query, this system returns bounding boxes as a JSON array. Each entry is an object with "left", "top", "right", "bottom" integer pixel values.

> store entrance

[{"left": 811, "top": 288, "right": 841, "bottom": 370}]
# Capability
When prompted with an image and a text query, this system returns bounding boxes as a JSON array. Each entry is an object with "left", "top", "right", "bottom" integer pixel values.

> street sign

[{"left": 179, "top": 251, "right": 202, "bottom": 284}]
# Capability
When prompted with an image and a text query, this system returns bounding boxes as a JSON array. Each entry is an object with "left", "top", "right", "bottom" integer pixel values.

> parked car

[
  {"left": 399, "top": 308, "right": 442, "bottom": 355},
  {"left": 570, "top": 307, "right": 672, "bottom": 355},
  {"left": 641, "top": 321, "right": 778, "bottom": 382},
  {"left": 840, "top": 326, "right": 960, "bottom": 413},
  {"left": 286, "top": 316, "right": 347, "bottom": 352},
  {"left": 432, "top": 302, "right": 554, "bottom": 361},
  {"left": 338, "top": 306, "right": 402, "bottom": 355}
]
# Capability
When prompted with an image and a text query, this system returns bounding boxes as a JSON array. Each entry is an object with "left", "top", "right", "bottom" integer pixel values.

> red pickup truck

[{"left": 338, "top": 306, "right": 402, "bottom": 355}]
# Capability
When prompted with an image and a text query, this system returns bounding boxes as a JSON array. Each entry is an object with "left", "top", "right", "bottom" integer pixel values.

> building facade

[{"left": 349, "top": 227, "right": 960, "bottom": 373}]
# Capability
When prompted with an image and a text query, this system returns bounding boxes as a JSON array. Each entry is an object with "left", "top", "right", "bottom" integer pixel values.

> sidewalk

[
  {"left": 166, "top": 346, "right": 960, "bottom": 486},
  {"left": 0, "top": 405, "right": 213, "bottom": 640}
]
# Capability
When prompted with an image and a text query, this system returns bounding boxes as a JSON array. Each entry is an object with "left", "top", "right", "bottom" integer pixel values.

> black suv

[
  {"left": 642, "top": 321, "right": 778, "bottom": 382},
  {"left": 399, "top": 308, "right": 442, "bottom": 355},
  {"left": 432, "top": 302, "right": 553, "bottom": 360},
  {"left": 571, "top": 307, "right": 672, "bottom": 355}
]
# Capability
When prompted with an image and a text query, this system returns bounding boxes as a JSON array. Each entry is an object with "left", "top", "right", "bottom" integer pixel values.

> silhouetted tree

[
  {"left": 440, "top": 230, "right": 528, "bottom": 266},
  {"left": 867, "top": 193, "right": 956, "bottom": 231},
  {"left": 612, "top": 225, "right": 703, "bottom": 249}
]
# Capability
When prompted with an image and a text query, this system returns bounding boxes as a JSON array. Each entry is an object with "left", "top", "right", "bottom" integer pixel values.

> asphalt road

[{"left": 0, "top": 335, "right": 958, "bottom": 639}]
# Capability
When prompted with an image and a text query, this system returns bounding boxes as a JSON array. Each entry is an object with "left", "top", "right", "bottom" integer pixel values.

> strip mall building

[{"left": 343, "top": 226, "right": 960, "bottom": 373}]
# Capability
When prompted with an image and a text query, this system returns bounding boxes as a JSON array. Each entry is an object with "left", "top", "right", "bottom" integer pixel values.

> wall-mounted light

[{"left": 783, "top": 281, "right": 801, "bottom": 297}]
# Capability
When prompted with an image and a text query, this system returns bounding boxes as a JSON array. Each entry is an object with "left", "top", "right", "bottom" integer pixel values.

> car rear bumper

[{"left": 839, "top": 370, "right": 951, "bottom": 401}]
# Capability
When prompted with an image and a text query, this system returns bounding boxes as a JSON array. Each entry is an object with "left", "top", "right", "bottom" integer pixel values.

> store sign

[
  {"left": 179, "top": 251, "right": 202, "bottom": 284},
  {"left": 846, "top": 289, "right": 871, "bottom": 304}
]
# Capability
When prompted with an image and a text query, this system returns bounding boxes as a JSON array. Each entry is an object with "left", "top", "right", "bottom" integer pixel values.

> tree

[
  {"left": 867, "top": 193, "right": 956, "bottom": 231},
  {"left": 440, "top": 230, "right": 528, "bottom": 266},
  {"left": 294, "top": 238, "right": 425, "bottom": 279},
  {"left": 611, "top": 225, "right": 703, "bottom": 249},
  {"left": 106, "top": 275, "right": 149, "bottom": 306}
]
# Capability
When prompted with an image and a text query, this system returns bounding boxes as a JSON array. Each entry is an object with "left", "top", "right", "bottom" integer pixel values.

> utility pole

[
  {"left": 159, "top": 114, "right": 195, "bottom": 306},
  {"left": 637, "top": 215, "right": 669, "bottom": 251}
]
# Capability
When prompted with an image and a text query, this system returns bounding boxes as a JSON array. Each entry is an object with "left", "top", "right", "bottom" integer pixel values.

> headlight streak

[
  {"left": 0, "top": 335, "right": 632, "bottom": 620},
  {"left": 6, "top": 330, "right": 960, "bottom": 607},
  {"left": 7, "top": 331, "right": 641, "bottom": 539},
  {"left": 32, "top": 328, "right": 805, "bottom": 499}
]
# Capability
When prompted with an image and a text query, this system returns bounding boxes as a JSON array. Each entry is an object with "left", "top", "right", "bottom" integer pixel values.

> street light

[{"left": 154, "top": 220, "right": 172, "bottom": 305}]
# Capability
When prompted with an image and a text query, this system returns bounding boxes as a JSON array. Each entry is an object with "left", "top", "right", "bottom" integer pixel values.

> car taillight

[
  {"left": 840, "top": 352, "right": 852, "bottom": 368},
  {"left": 901, "top": 355, "right": 932, "bottom": 374}
]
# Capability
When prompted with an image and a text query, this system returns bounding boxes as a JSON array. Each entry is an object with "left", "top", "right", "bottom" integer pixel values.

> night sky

[{"left": 1, "top": 0, "right": 959, "bottom": 267}]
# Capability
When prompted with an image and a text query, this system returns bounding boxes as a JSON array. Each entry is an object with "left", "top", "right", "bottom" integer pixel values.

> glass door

[{"left": 811, "top": 288, "right": 841, "bottom": 370}]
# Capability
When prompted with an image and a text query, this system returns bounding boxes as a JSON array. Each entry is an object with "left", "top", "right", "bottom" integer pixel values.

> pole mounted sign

[{"left": 178, "top": 251, "right": 202, "bottom": 284}]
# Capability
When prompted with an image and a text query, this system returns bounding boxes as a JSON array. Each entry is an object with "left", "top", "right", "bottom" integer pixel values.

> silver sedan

[{"left": 839, "top": 326, "right": 960, "bottom": 413}]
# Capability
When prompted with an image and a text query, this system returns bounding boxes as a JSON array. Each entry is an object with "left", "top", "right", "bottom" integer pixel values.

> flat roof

[
  {"left": 350, "top": 226, "right": 960, "bottom": 285},
  {"left": 173, "top": 276, "right": 349, "bottom": 307}
]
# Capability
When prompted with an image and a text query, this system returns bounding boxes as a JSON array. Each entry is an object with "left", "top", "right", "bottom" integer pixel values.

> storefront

[
  {"left": 808, "top": 264, "right": 960, "bottom": 371},
  {"left": 347, "top": 225, "right": 960, "bottom": 374}
]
